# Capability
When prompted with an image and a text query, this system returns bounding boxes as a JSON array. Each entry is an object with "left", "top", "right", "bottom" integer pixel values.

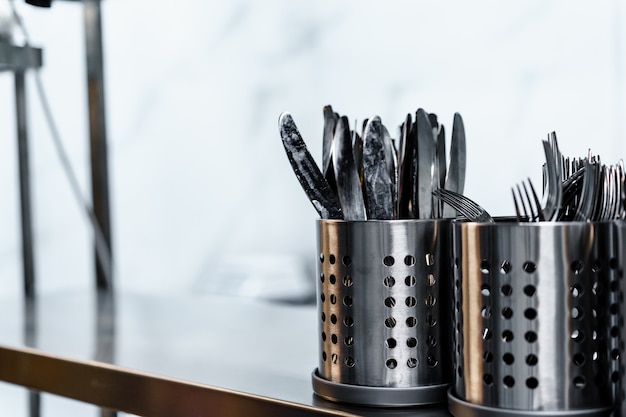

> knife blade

[
  {"left": 332, "top": 116, "right": 366, "bottom": 220},
  {"left": 435, "top": 123, "right": 446, "bottom": 218},
  {"left": 279, "top": 112, "right": 343, "bottom": 219},
  {"left": 362, "top": 116, "right": 394, "bottom": 219},
  {"left": 382, "top": 124, "right": 398, "bottom": 218},
  {"left": 415, "top": 108, "right": 435, "bottom": 219},
  {"left": 443, "top": 112, "right": 466, "bottom": 218},
  {"left": 397, "top": 114, "right": 414, "bottom": 218},
  {"left": 322, "top": 106, "right": 339, "bottom": 196}
]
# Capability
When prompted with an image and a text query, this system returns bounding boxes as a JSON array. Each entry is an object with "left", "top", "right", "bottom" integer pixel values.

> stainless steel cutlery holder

[
  {"left": 449, "top": 220, "right": 619, "bottom": 417},
  {"left": 311, "top": 219, "right": 453, "bottom": 407},
  {"left": 616, "top": 221, "right": 626, "bottom": 417}
]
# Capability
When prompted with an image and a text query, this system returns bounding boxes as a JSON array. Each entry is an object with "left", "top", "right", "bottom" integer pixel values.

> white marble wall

[{"left": 0, "top": 0, "right": 625, "bottom": 299}]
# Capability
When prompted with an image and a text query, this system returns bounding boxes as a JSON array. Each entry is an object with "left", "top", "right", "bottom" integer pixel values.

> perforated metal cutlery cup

[
  {"left": 449, "top": 220, "right": 620, "bottom": 417},
  {"left": 312, "top": 219, "right": 454, "bottom": 407}
]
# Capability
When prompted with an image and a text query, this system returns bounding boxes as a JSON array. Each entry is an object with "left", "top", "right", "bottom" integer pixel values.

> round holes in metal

[
  {"left": 526, "top": 377, "right": 539, "bottom": 389},
  {"left": 502, "top": 330, "right": 514, "bottom": 342},
  {"left": 523, "top": 285, "right": 537, "bottom": 297},
  {"left": 571, "top": 306, "right": 584, "bottom": 320},
  {"left": 571, "top": 260, "right": 584, "bottom": 275},
  {"left": 500, "top": 260, "right": 512, "bottom": 274},
  {"left": 526, "top": 354, "right": 538, "bottom": 366},
  {"left": 500, "top": 284, "right": 513, "bottom": 296},
  {"left": 406, "top": 296, "right": 417, "bottom": 307},
  {"left": 525, "top": 331, "right": 537, "bottom": 343},
  {"left": 425, "top": 295, "right": 436, "bottom": 306},
  {"left": 481, "top": 284, "right": 491, "bottom": 297},
  {"left": 503, "top": 375, "right": 515, "bottom": 388},
  {"left": 426, "top": 274, "right": 436, "bottom": 286},
  {"left": 571, "top": 284, "right": 584, "bottom": 298},
  {"left": 480, "top": 260, "right": 490, "bottom": 274},
  {"left": 383, "top": 276, "right": 395, "bottom": 288},
  {"left": 522, "top": 261, "right": 537, "bottom": 273},
  {"left": 483, "top": 373, "right": 494, "bottom": 386},
  {"left": 384, "top": 297, "right": 396, "bottom": 308},
  {"left": 573, "top": 376, "right": 586, "bottom": 389},
  {"left": 383, "top": 256, "right": 395, "bottom": 266},
  {"left": 573, "top": 353, "right": 586, "bottom": 366},
  {"left": 384, "top": 317, "right": 397, "bottom": 328},
  {"left": 524, "top": 308, "right": 537, "bottom": 320},
  {"left": 502, "top": 307, "right": 514, "bottom": 319},
  {"left": 482, "top": 328, "right": 492, "bottom": 340},
  {"left": 342, "top": 275, "right": 353, "bottom": 287},
  {"left": 427, "top": 355, "right": 439, "bottom": 368}
]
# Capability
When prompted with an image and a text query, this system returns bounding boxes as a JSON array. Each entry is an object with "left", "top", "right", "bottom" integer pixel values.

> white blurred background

[
  {"left": 0, "top": 0, "right": 626, "bottom": 295},
  {"left": 0, "top": 1, "right": 625, "bottom": 415},
  {"left": 0, "top": 0, "right": 625, "bottom": 298}
]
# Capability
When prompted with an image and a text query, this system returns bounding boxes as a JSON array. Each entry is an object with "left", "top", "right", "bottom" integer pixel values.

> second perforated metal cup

[
  {"left": 311, "top": 219, "right": 453, "bottom": 407},
  {"left": 449, "top": 220, "right": 619, "bottom": 417}
]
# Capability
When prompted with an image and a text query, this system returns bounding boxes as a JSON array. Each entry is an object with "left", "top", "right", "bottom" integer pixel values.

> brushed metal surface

[
  {"left": 316, "top": 219, "right": 453, "bottom": 392},
  {"left": 451, "top": 220, "right": 619, "bottom": 413}
]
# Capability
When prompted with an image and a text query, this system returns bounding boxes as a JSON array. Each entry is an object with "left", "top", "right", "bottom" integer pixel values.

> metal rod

[
  {"left": 14, "top": 70, "right": 36, "bottom": 299},
  {"left": 83, "top": 0, "right": 113, "bottom": 292},
  {"left": 24, "top": 297, "right": 41, "bottom": 417}
]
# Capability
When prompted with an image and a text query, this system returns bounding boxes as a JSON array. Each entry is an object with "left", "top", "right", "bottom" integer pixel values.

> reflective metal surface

[
  {"left": 451, "top": 220, "right": 618, "bottom": 415},
  {"left": 616, "top": 221, "right": 626, "bottom": 417},
  {"left": 0, "top": 291, "right": 454, "bottom": 416},
  {"left": 315, "top": 219, "right": 453, "bottom": 405}
]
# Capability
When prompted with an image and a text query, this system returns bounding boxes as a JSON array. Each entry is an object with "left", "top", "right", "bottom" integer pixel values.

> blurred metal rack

[{"left": 0, "top": 41, "right": 43, "bottom": 299}]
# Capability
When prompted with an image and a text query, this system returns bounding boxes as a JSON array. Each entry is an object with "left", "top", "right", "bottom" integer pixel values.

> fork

[
  {"left": 432, "top": 188, "right": 495, "bottom": 223},
  {"left": 512, "top": 178, "right": 544, "bottom": 222},
  {"left": 542, "top": 139, "right": 562, "bottom": 221}
]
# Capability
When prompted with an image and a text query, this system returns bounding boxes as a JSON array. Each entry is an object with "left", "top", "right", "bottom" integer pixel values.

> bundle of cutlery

[
  {"left": 512, "top": 132, "right": 626, "bottom": 222},
  {"left": 279, "top": 106, "right": 466, "bottom": 220}
]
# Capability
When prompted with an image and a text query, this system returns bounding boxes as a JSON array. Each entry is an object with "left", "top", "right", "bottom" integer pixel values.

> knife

[
  {"left": 415, "top": 108, "right": 435, "bottom": 219},
  {"left": 322, "top": 106, "right": 339, "bottom": 195},
  {"left": 397, "top": 113, "right": 414, "bottom": 218},
  {"left": 382, "top": 124, "right": 398, "bottom": 218},
  {"left": 332, "top": 116, "right": 366, "bottom": 220},
  {"left": 443, "top": 112, "right": 466, "bottom": 218},
  {"left": 435, "top": 123, "right": 446, "bottom": 218},
  {"left": 279, "top": 112, "right": 343, "bottom": 219},
  {"left": 362, "top": 116, "right": 394, "bottom": 219}
]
